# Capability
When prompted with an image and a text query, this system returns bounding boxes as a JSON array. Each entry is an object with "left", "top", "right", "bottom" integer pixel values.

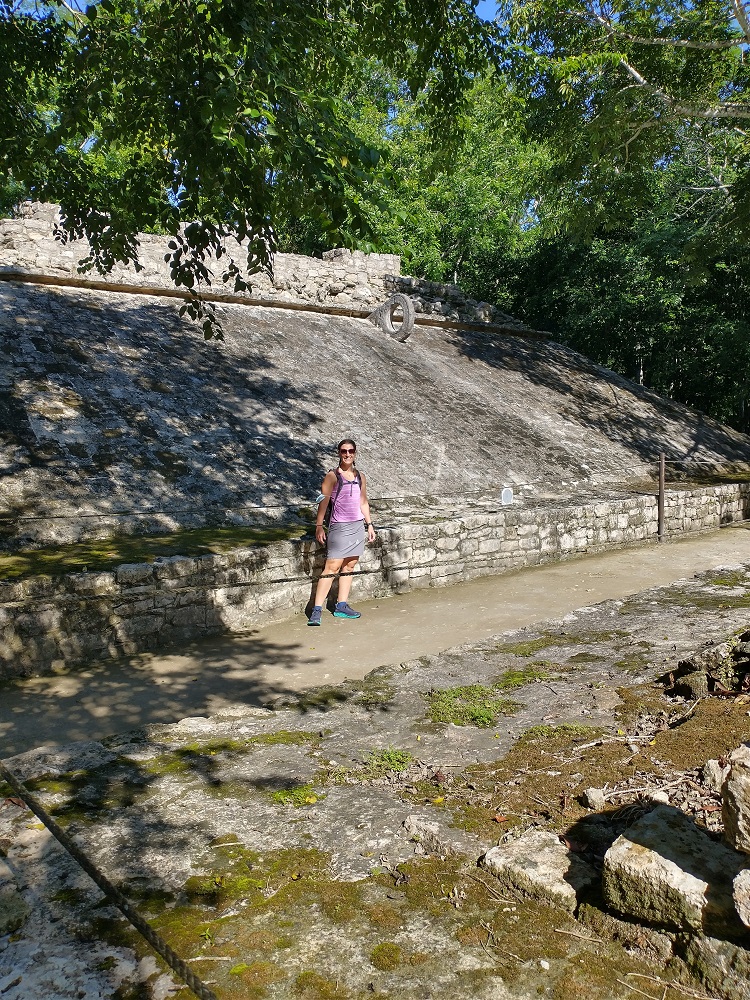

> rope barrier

[
  {"left": 0, "top": 484, "right": 534, "bottom": 525},
  {"left": 0, "top": 759, "right": 218, "bottom": 1000},
  {"left": 0, "top": 455, "right": 746, "bottom": 527}
]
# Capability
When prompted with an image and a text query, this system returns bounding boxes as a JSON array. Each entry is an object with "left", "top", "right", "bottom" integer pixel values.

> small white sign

[{"left": 501, "top": 487, "right": 514, "bottom": 506}]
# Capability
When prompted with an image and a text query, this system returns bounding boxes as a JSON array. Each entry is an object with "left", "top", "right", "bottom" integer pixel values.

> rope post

[{"left": 657, "top": 452, "right": 666, "bottom": 542}]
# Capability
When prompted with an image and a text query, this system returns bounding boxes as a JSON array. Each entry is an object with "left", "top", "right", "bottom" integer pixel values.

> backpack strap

[{"left": 327, "top": 467, "right": 360, "bottom": 521}]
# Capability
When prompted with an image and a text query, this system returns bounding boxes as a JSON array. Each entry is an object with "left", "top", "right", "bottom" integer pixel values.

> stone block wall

[
  {"left": 0, "top": 204, "right": 533, "bottom": 327},
  {"left": 0, "top": 208, "right": 399, "bottom": 310},
  {"left": 1, "top": 483, "right": 748, "bottom": 679}
]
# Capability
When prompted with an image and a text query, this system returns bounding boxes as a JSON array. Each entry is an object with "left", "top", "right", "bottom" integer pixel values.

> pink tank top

[{"left": 330, "top": 470, "right": 363, "bottom": 523}]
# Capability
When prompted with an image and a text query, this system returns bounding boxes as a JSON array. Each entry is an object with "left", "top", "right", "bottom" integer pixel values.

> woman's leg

[
  {"left": 313, "top": 558, "right": 343, "bottom": 608},
  {"left": 336, "top": 557, "right": 359, "bottom": 603}
]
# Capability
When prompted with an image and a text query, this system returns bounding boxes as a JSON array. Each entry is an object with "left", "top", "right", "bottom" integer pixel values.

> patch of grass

[
  {"left": 498, "top": 630, "right": 627, "bottom": 657},
  {"left": 270, "top": 783, "right": 324, "bottom": 808},
  {"left": 497, "top": 634, "right": 566, "bottom": 657},
  {"left": 365, "top": 747, "right": 414, "bottom": 774},
  {"left": 293, "top": 971, "right": 350, "bottom": 999},
  {"left": 0, "top": 524, "right": 305, "bottom": 581},
  {"left": 426, "top": 667, "right": 546, "bottom": 727},
  {"left": 427, "top": 684, "right": 520, "bottom": 727},
  {"left": 495, "top": 666, "right": 551, "bottom": 689},
  {"left": 704, "top": 569, "right": 749, "bottom": 587},
  {"left": 370, "top": 942, "right": 403, "bottom": 971}
]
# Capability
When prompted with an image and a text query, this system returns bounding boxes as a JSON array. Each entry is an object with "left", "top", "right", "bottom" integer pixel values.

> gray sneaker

[
  {"left": 333, "top": 601, "right": 361, "bottom": 619},
  {"left": 307, "top": 606, "right": 323, "bottom": 626}
]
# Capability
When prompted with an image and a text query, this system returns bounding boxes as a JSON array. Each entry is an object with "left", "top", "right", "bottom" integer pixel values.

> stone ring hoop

[{"left": 368, "top": 293, "right": 415, "bottom": 342}]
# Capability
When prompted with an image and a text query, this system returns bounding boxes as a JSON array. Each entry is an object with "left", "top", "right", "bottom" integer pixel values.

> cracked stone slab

[
  {"left": 723, "top": 743, "right": 750, "bottom": 854},
  {"left": 479, "top": 830, "right": 599, "bottom": 912},
  {"left": 733, "top": 867, "right": 750, "bottom": 929},
  {"left": 603, "top": 804, "right": 746, "bottom": 936}
]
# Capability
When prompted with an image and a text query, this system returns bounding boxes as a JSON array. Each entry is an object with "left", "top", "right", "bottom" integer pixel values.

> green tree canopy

[
  {"left": 275, "top": 69, "right": 550, "bottom": 293},
  {"left": 0, "top": 0, "right": 497, "bottom": 334},
  {"left": 500, "top": 0, "right": 750, "bottom": 243}
]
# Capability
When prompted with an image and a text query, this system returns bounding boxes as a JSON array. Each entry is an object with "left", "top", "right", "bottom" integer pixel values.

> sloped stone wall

[{"left": 2, "top": 483, "right": 748, "bottom": 679}]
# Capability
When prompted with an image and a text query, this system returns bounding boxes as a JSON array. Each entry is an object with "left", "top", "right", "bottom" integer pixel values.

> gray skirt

[{"left": 327, "top": 519, "right": 365, "bottom": 559}]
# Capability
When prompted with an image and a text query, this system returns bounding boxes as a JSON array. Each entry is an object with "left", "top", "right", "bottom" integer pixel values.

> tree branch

[
  {"left": 731, "top": 0, "right": 750, "bottom": 45},
  {"left": 617, "top": 57, "right": 750, "bottom": 120},
  {"left": 577, "top": 2, "right": 749, "bottom": 49}
]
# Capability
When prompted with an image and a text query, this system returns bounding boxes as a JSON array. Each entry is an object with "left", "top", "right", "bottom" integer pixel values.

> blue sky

[{"left": 475, "top": 0, "right": 497, "bottom": 21}]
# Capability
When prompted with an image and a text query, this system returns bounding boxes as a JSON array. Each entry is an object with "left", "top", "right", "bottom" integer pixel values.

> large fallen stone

[
  {"left": 723, "top": 743, "right": 750, "bottom": 854},
  {"left": 680, "top": 934, "right": 750, "bottom": 1000},
  {"left": 479, "top": 830, "right": 599, "bottom": 913},
  {"left": 603, "top": 804, "right": 745, "bottom": 937},
  {"left": 734, "top": 867, "right": 750, "bottom": 929}
]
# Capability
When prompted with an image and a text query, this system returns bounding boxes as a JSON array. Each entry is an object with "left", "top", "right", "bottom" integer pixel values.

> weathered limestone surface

[
  {"left": 5, "top": 571, "right": 750, "bottom": 999},
  {"left": 733, "top": 867, "right": 750, "bottom": 929},
  {"left": 0, "top": 861, "right": 28, "bottom": 937},
  {"left": 723, "top": 744, "right": 750, "bottom": 854},
  {"left": 2, "top": 211, "right": 750, "bottom": 551},
  {"left": 480, "top": 830, "right": 599, "bottom": 912},
  {"left": 680, "top": 936, "right": 750, "bottom": 1000},
  {"left": 602, "top": 804, "right": 746, "bottom": 936}
]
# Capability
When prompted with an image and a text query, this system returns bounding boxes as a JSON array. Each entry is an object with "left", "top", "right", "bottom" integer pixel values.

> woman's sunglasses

[{"left": 339, "top": 448, "right": 355, "bottom": 455}]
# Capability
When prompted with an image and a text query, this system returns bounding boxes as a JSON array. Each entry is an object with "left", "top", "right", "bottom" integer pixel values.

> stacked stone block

[
  {"left": 0, "top": 208, "right": 399, "bottom": 309},
  {"left": 1, "top": 483, "right": 748, "bottom": 679}
]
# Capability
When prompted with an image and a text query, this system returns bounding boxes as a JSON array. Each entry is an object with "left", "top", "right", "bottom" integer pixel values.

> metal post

[{"left": 657, "top": 452, "right": 665, "bottom": 542}]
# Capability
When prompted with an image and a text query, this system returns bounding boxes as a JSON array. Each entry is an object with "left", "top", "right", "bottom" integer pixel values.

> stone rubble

[
  {"left": 480, "top": 830, "right": 599, "bottom": 913},
  {"left": 602, "top": 803, "right": 746, "bottom": 937}
]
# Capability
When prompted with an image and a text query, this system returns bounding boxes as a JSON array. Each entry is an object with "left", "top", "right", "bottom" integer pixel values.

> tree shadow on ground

[{"left": 0, "top": 631, "right": 325, "bottom": 758}]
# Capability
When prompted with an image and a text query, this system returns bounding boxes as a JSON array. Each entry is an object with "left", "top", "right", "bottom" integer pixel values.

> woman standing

[{"left": 308, "top": 439, "right": 376, "bottom": 626}]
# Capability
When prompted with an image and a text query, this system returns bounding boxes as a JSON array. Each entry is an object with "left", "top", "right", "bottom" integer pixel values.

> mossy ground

[
  {"left": 619, "top": 573, "right": 750, "bottom": 614},
  {"left": 0, "top": 524, "right": 305, "bottom": 581},
  {"left": 497, "top": 630, "right": 628, "bottom": 658},
  {"left": 437, "top": 684, "right": 750, "bottom": 841},
  {"left": 425, "top": 666, "right": 549, "bottom": 727},
  {"left": 11, "top": 591, "right": 750, "bottom": 999},
  {"left": 101, "top": 846, "right": 691, "bottom": 1000}
]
